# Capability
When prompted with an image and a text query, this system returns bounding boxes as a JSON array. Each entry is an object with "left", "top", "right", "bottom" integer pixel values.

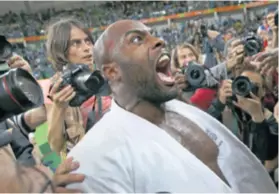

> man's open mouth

[{"left": 155, "top": 53, "right": 175, "bottom": 86}]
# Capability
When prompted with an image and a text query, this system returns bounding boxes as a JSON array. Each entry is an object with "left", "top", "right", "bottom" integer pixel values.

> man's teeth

[{"left": 158, "top": 55, "right": 170, "bottom": 63}]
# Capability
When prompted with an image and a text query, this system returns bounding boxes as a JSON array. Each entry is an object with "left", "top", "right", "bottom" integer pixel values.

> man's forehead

[{"left": 108, "top": 20, "right": 150, "bottom": 39}]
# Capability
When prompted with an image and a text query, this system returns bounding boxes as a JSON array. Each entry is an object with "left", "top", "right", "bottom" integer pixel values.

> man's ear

[{"left": 102, "top": 62, "right": 122, "bottom": 82}]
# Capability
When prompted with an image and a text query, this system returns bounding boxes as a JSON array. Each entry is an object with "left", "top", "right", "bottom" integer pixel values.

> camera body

[
  {"left": 51, "top": 64, "right": 105, "bottom": 107},
  {"left": 231, "top": 76, "right": 259, "bottom": 99},
  {"left": 241, "top": 35, "right": 263, "bottom": 56},
  {"left": 181, "top": 61, "right": 206, "bottom": 89},
  {"left": 275, "top": 10, "right": 278, "bottom": 27}
]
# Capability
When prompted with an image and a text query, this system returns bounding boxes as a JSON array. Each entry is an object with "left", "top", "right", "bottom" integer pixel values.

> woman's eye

[{"left": 131, "top": 36, "right": 142, "bottom": 44}]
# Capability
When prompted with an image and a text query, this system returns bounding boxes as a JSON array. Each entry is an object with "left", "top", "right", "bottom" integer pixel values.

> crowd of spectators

[{"left": 0, "top": 0, "right": 267, "bottom": 79}]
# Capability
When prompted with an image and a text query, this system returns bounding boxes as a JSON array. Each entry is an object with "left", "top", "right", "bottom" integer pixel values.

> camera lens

[
  {"left": 0, "top": 68, "right": 44, "bottom": 122},
  {"left": 17, "top": 76, "right": 43, "bottom": 105},
  {"left": 186, "top": 63, "right": 206, "bottom": 87},
  {"left": 191, "top": 70, "right": 200, "bottom": 79},
  {"left": 232, "top": 76, "right": 251, "bottom": 97},
  {"left": 236, "top": 81, "right": 248, "bottom": 93}
]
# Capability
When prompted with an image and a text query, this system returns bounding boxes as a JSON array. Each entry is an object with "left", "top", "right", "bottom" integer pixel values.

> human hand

[
  {"left": 250, "top": 48, "right": 278, "bottom": 75},
  {"left": 7, "top": 54, "right": 32, "bottom": 73},
  {"left": 233, "top": 92, "right": 264, "bottom": 122},
  {"left": 274, "top": 102, "right": 279, "bottom": 123},
  {"left": 53, "top": 157, "right": 85, "bottom": 193},
  {"left": 218, "top": 79, "right": 233, "bottom": 104},
  {"left": 48, "top": 73, "right": 76, "bottom": 108},
  {"left": 174, "top": 71, "right": 188, "bottom": 90},
  {"left": 226, "top": 39, "right": 245, "bottom": 71},
  {"left": 267, "top": 12, "right": 278, "bottom": 33}
]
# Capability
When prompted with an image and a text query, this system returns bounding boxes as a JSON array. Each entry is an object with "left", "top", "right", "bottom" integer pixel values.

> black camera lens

[
  {"left": 185, "top": 62, "right": 206, "bottom": 88},
  {"left": 241, "top": 35, "right": 263, "bottom": 57},
  {"left": 190, "top": 70, "right": 200, "bottom": 79},
  {"left": 236, "top": 81, "right": 248, "bottom": 93},
  {"left": 0, "top": 68, "right": 44, "bottom": 122},
  {"left": 232, "top": 76, "right": 251, "bottom": 97}
]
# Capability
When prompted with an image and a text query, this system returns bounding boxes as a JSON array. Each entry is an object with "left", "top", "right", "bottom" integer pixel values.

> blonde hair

[{"left": 171, "top": 43, "right": 201, "bottom": 71}]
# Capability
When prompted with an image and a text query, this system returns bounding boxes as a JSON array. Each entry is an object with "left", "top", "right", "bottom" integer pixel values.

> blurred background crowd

[
  {"left": 0, "top": 0, "right": 270, "bottom": 80},
  {"left": 0, "top": 1, "right": 279, "bottom": 193}
]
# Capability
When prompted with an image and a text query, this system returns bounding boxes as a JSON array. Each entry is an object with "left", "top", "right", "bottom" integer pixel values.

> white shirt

[{"left": 67, "top": 99, "right": 276, "bottom": 193}]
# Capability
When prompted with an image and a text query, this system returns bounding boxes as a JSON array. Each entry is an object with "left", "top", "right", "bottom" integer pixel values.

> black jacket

[
  {"left": 207, "top": 98, "right": 278, "bottom": 161},
  {"left": 0, "top": 113, "right": 36, "bottom": 167}
]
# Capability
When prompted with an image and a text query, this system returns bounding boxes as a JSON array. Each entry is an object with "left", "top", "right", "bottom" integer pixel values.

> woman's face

[
  {"left": 177, "top": 47, "right": 197, "bottom": 68},
  {"left": 67, "top": 26, "right": 94, "bottom": 71}
]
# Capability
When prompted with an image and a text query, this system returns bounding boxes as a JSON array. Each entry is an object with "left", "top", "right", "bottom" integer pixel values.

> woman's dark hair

[{"left": 46, "top": 17, "right": 94, "bottom": 71}]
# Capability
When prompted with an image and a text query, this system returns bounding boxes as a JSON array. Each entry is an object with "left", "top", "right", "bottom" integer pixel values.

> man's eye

[{"left": 131, "top": 36, "right": 143, "bottom": 44}]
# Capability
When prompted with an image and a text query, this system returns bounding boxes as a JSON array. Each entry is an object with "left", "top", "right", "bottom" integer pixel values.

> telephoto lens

[{"left": 0, "top": 68, "right": 44, "bottom": 122}]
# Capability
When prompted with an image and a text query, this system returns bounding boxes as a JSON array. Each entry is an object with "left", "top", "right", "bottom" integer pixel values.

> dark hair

[{"left": 46, "top": 17, "right": 94, "bottom": 71}]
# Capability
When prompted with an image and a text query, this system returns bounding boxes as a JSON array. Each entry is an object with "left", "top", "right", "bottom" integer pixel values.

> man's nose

[{"left": 151, "top": 37, "right": 165, "bottom": 52}]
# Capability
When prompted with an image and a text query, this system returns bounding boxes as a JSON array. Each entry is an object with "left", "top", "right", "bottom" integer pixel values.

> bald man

[{"left": 67, "top": 20, "right": 276, "bottom": 193}]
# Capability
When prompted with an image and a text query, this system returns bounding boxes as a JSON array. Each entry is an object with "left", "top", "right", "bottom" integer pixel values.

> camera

[
  {"left": 232, "top": 76, "right": 259, "bottom": 98},
  {"left": 241, "top": 35, "right": 263, "bottom": 56},
  {"left": 275, "top": 10, "right": 278, "bottom": 27},
  {"left": 50, "top": 64, "right": 105, "bottom": 107},
  {"left": 0, "top": 35, "right": 13, "bottom": 72},
  {"left": 0, "top": 68, "right": 44, "bottom": 122},
  {"left": 181, "top": 61, "right": 206, "bottom": 88}
]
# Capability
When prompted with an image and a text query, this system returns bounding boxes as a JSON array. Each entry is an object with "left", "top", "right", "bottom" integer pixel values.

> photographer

[
  {"left": 0, "top": 51, "right": 48, "bottom": 166},
  {"left": 171, "top": 40, "right": 244, "bottom": 110},
  {"left": 193, "top": 25, "right": 225, "bottom": 68},
  {"left": 171, "top": 43, "right": 216, "bottom": 110},
  {"left": 45, "top": 18, "right": 111, "bottom": 157},
  {"left": 208, "top": 64, "right": 278, "bottom": 171}
]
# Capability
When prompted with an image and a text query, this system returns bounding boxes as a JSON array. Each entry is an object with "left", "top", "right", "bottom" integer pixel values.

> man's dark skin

[{"left": 94, "top": 20, "right": 229, "bottom": 185}]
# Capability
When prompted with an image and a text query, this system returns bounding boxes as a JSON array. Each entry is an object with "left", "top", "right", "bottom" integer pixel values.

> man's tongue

[{"left": 157, "top": 72, "right": 175, "bottom": 85}]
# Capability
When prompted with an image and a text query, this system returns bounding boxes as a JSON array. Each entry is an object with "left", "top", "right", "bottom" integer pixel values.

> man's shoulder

[{"left": 68, "top": 112, "right": 129, "bottom": 158}]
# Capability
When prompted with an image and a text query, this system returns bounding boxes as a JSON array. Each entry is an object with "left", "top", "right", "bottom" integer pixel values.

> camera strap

[{"left": 92, "top": 95, "right": 103, "bottom": 121}]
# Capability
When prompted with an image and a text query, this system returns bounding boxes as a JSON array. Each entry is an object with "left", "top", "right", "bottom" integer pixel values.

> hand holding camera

[
  {"left": 274, "top": 102, "right": 279, "bottom": 123},
  {"left": 174, "top": 70, "right": 188, "bottom": 90},
  {"left": 226, "top": 39, "right": 245, "bottom": 71},
  {"left": 48, "top": 64, "right": 105, "bottom": 107},
  {"left": 267, "top": 12, "right": 278, "bottom": 32},
  {"left": 218, "top": 79, "right": 233, "bottom": 104},
  {"left": 233, "top": 92, "right": 264, "bottom": 123},
  {"left": 7, "top": 54, "right": 32, "bottom": 74},
  {"left": 231, "top": 76, "right": 264, "bottom": 122},
  {"left": 48, "top": 73, "right": 76, "bottom": 109}
]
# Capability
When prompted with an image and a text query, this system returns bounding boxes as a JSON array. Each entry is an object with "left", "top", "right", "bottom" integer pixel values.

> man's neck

[{"left": 114, "top": 94, "right": 165, "bottom": 125}]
